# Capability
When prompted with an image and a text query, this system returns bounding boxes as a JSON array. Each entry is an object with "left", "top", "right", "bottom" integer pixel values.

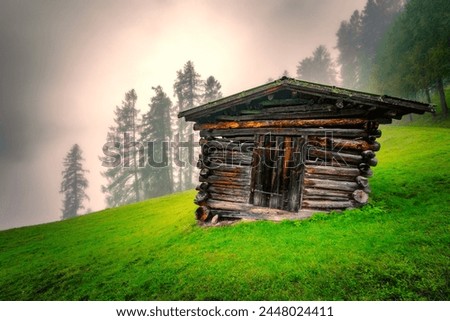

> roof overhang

[{"left": 179, "top": 77, "right": 434, "bottom": 123}]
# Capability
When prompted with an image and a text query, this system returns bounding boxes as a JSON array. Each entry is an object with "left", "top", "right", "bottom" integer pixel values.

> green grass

[{"left": 0, "top": 126, "right": 449, "bottom": 300}]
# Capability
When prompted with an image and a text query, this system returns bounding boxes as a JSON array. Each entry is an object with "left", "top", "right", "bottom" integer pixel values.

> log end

[
  {"left": 368, "top": 157, "right": 378, "bottom": 167},
  {"left": 194, "top": 191, "right": 209, "bottom": 205},
  {"left": 195, "top": 206, "right": 211, "bottom": 222},
  {"left": 352, "top": 189, "right": 369, "bottom": 204},
  {"left": 356, "top": 175, "right": 369, "bottom": 188}
]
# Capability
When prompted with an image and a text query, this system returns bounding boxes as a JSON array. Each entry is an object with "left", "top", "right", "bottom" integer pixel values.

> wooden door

[{"left": 250, "top": 134, "right": 305, "bottom": 212}]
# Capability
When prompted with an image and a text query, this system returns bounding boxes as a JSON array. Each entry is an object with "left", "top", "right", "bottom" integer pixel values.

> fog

[{"left": 0, "top": 0, "right": 366, "bottom": 230}]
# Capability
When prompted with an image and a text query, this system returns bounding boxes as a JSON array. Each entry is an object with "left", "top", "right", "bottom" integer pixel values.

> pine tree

[
  {"left": 359, "top": 0, "right": 403, "bottom": 89},
  {"left": 336, "top": 10, "right": 362, "bottom": 89},
  {"left": 296, "top": 45, "right": 337, "bottom": 85},
  {"left": 140, "top": 86, "right": 173, "bottom": 198},
  {"left": 101, "top": 89, "right": 142, "bottom": 207},
  {"left": 360, "top": 0, "right": 403, "bottom": 62},
  {"left": 280, "top": 70, "right": 290, "bottom": 78},
  {"left": 173, "top": 61, "right": 202, "bottom": 191},
  {"left": 373, "top": 0, "right": 449, "bottom": 116},
  {"left": 60, "top": 144, "right": 89, "bottom": 219},
  {"left": 336, "top": 0, "right": 403, "bottom": 90},
  {"left": 203, "top": 76, "right": 222, "bottom": 103}
]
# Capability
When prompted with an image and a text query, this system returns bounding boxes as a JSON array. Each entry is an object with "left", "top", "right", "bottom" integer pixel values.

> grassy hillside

[{"left": 0, "top": 126, "right": 449, "bottom": 300}]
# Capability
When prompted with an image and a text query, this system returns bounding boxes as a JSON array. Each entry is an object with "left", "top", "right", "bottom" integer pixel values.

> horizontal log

[
  {"left": 305, "top": 159, "right": 358, "bottom": 168},
  {"left": 214, "top": 210, "right": 314, "bottom": 221},
  {"left": 304, "top": 173, "right": 358, "bottom": 182},
  {"left": 200, "top": 136, "right": 256, "bottom": 143},
  {"left": 302, "top": 195, "right": 350, "bottom": 201},
  {"left": 307, "top": 148, "right": 363, "bottom": 165},
  {"left": 207, "top": 150, "right": 253, "bottom": 160},
  {"left": 195, "top": 118, "right": 368, "bottom": 130},
  {"left": 200, "top": 128, "right": 368, "bottom": 138},
  {"left": 207, "top": 199, "right": 282, "bottom": 213},
  {"left": 207, "top": 200, "right": 313, "bottom": 221},
  {"left": 262, "top": 103, "right": 333, "bottom": 112},
  {"left": 305, "top": 165, "right": 360, "bottom": 176},
  {"left": 210, "top": 170, "right": 251, "bottom": 179},
  {"left": 215, "top": 109, "right": 367, "bottom": 121},
  {"left": 209, "top": 193, "right": 248, "bottom": 203},
  {"left": 206, "top": 157, "right": 253, "bottom": 166},
  {"left": 302, "top": 200, "right": 355, "bottom": 209},
  {"left": 210, "top": 165, "right": 251, "bottom": 174},
  {"left": 210, "top": 182, "right": 251, "bottom": 192},
  {"left": 227, "top": 136, "right": 255, "bottom": 142},
  {"left": 308, "top": 137, "right": 380, "bottom": 152},
  {"left": 199, "top": 175, "right": 250, "bottom": 185},
  {"left": 200, "top": 140, "right": 254, "bottom": 153},
  {"left": 259, "top": 98, "right": 315, "bottom": 107},
  {"left": 205, "top": 161, "right": 252, "bottom": 171},
  {"left": 303, "top": 188, "right": 351, "bottom": 198},
  {"left": 304, "top": 178, "right": 359, "bottom": 192},
  {"left": 207, "top": 185, "right": 251, "bottom": 196}
]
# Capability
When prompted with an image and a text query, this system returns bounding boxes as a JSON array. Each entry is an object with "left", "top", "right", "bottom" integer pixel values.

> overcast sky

[{"left": 0, "top": 0, "right": 366, "bottom": 230}]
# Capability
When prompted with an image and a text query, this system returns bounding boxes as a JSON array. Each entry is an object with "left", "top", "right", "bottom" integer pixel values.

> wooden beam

[
  {"left": 304, "top": 178, "right": 359, "bottom": 192},
  {"left": 209, "top": 193, "right": 248, "bottom": 203},
  {"left": 306, "top": 148, "right": 363, "bottom": 165},
  {"left": 308, "top": 137, "right": 381, "bottom": 152},
  {"left": 302, "top": 200, "right": 355, "bottom": 209},
  {"left": 208, "top": 199, "right": 286, "bottom": 214},
  {"left": 215, "top": 109, "right": 367, "bottom": 121},
  {"left": 305, "top": 165, "right": 360, "bottom": 176},
  {"left": 199, "top": 175, "right": 250, "bottom": 185},
  {"left": 200, "top": 127, "right": 368, "bottom": 138},
  {"left": 195, "top": 118, "right": 367, "bottom": 130},
  {"left": 207, "top": 200, "right": 313, "bottom": 221},
  {"left": 207, "top": 185, "right": 250, "bottom": 196},
  {"left": 305, "top": 173, "right": 358, "bottom": 182},
  {"left": 302, "top": 195, "right": 349, "bottom": 201},
  {"left": 303, "top": 188, "right": 351, "bottom": 198},
  {"left": 215, "top": 210, "right": 314, "bottom": 221}
]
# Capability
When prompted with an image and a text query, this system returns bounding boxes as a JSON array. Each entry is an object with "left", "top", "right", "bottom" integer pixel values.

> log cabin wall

[
  {"left": 194, "top": 118, "right": 380, "bottom": 222},
  {"left": 181, "top": 77, "right": 434, "bottom": 223}
]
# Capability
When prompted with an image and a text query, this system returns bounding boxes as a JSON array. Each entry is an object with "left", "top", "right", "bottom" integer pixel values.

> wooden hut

[{"left": 178, "top": 77, "right": 434, "bottom": 222}]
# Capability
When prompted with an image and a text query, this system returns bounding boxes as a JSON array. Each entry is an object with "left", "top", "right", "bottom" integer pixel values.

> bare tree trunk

[
  {"left": 437, "top": 78, "right": 448, "bottom": 117},
  {"left": 131, "top": 99, "right": 140, "bottom": 203},
  {"left": 425, "top": 88, "right": 436, "bottom": 118},
  {"left": 425, "top": 88, "right": 431, "bottom": 103}
]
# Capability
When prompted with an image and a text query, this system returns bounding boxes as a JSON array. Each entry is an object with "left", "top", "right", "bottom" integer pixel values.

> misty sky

[{"left": 0, "top": 0, "right": 366, "bottom": 230}]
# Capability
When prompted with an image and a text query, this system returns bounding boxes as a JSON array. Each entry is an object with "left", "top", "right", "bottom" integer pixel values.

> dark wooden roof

[{"left": 179, "top": 77, "right": 434, "bottom": 123}]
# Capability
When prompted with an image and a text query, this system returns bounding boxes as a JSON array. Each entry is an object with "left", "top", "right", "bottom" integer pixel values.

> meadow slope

[{"left": 0, "top": 126, "right": 449, "bottom": 300}]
